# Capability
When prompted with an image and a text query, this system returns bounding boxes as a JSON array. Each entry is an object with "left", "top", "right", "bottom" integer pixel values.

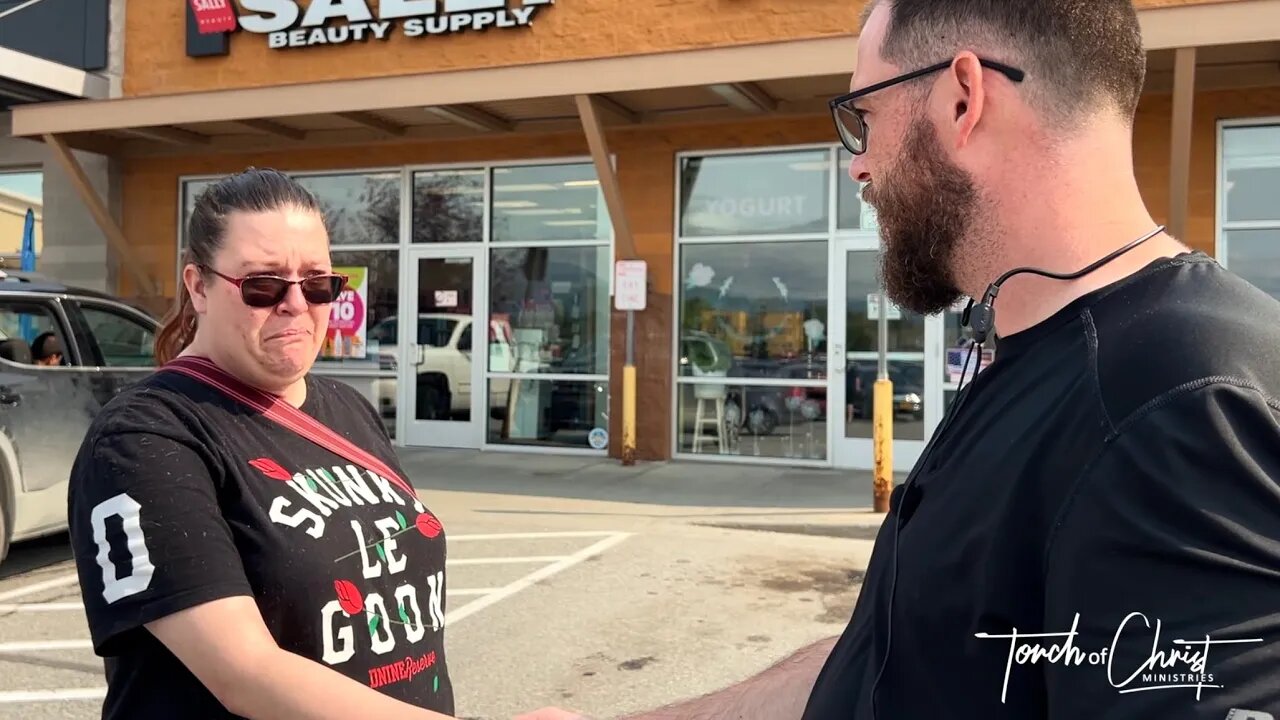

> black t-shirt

[
  {"left": 803, "top": 252, "right": 1280, "bottom": 719},
  {"left": 67, "top": 370, "right": 454, "bottom": 719}
]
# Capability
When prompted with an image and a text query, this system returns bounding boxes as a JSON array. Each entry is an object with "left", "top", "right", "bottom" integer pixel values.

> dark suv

[{"left": 0, "top": 270, "right": 160, "bottom": 564}]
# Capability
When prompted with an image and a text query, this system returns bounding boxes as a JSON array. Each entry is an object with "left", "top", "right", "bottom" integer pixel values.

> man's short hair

[
  {"left": 32, "top": 332, "right": 62, "bottom": 361},
  {"left": 866, "top": 0, "right": 1146, "bottom": 126}
]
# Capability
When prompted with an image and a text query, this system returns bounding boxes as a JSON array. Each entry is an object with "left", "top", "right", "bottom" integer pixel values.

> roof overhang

[
  {"left": 10, "top": 34, "right": 857, "bottom": 138},
  {"left": 0, "top": 46, "right": 111, "bottom": 108},
  {"left": 9, "top": 0, "right": 1280, "bottom": 158},
  {"left": 1138, "top": 0, "right": 1280, "bottom": 52}
]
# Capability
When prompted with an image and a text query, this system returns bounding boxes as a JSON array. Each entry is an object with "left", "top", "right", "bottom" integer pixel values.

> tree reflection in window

[
  {"left": 679, "top": 241, "right": 828, "bottom": 379},
  {"left": 412, "top": 170, "right": 484, "bottom": 244},
  {"left": 296, "top": 173, "right": 400, "bottom": 246}
]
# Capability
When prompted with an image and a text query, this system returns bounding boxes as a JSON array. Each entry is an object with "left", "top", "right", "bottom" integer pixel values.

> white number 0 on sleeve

[{"left": 90, "top": 493, "right": 156, "bottom": 604}]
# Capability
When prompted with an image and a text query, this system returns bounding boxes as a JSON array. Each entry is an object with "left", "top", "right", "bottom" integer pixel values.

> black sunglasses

[
  {"left": 202, "top": 265, "right": 349, "bottom": 308},
  {"left": 829, "top": 58, "right": 1025, "bottom": 155}
]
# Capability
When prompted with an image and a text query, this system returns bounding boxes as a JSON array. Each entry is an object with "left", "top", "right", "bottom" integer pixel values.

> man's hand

[
  {"left": 513, "top": 707, "right": 593, "bottom": 720},
  {"left": 514, "top": 637, "right": 837, "bottom": 720}
]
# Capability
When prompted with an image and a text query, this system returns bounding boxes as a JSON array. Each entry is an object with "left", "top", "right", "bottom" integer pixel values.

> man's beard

[{"left": 863, "top": 116, "right": 980, "bottom": 316}]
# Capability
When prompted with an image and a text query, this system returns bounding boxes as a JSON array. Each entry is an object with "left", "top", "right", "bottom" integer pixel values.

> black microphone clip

[
  {"left": 961, "top": 225, "right": 1165, "bottom": 346},
  {"left": 967, "top": 284, "right": 999, "bottom": 345}
]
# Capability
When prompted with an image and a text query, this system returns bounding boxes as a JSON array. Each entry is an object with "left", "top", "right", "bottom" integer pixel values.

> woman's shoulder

[
  {"left": 85, "top": 370, "right": 383, "bottom": 448},
  {"left": 86, "top": 369, "right": 231, "bottom": 446},
  {"left": 69, "top": 371, "right": 234, "bottom": 496}
]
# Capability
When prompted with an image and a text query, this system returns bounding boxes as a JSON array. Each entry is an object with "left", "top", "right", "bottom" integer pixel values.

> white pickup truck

[{"left": 369, "top": 313, "right": 513, "bottom": 420}]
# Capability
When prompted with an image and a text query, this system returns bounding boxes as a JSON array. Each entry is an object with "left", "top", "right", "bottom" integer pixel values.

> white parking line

[
  {"left": 448, "top": 588, "right": 500, "bottom": 597},
  {"left": 447, "top": 532, "right": 632, "bottom": 626},
  {"left": 0, "top": 639, "right": 93, "bottom": 653},
  {"left": 0, "top": 533, "right": 619, "bottom": 603},
  {"left": 0, "top": 602, "right": 83, "bottom": 613},
  {"left": 0, "top": 573, "right": 79, "bottom": 602},
  {"left": 0, "top": 530, "right": 634, "bottom": 705},
  {"left": 447, "top": 555, "right": 568, "bottom": 566},
  {"left": 450, "top": 531, "right": 624, "bottom": 541},
  {"left": 0, "top": 590, "right": 493, "bottom": 613},
  {"left": 0, "top": 688, "right": 106, "bottom": 704}
]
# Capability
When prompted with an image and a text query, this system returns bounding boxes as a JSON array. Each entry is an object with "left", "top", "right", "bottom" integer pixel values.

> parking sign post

[
  {"left": 873, "top": 289, "right": 893, "bottom": 513},
  {"left": 614, "top": 260, "right": 647, "bottom": 466}
]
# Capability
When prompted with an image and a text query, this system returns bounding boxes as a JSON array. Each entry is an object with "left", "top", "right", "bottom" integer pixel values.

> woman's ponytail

[{"left": 154, "top": 278, "right": 197, "bottom": 366}]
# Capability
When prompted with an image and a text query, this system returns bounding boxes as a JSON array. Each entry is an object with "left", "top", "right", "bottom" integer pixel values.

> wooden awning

[
  {"left": 9, "top": 36, "right": 858, "bottom": 157},
  {"left": 8, "top": 0, "right": 1280, "bottom": 158}
]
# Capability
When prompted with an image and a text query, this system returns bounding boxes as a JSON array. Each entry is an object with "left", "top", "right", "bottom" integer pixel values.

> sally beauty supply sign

[{"left": 189, "top": 0, "right": 554, "bottom": 51}]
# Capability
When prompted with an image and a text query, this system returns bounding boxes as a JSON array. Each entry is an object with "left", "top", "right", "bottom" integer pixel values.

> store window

[
  {"left": 315, "top": 249, "right": 398, "bottom": 372},
  {"left": 679, "top": 241, "right": 829, "bottom": 377},
  {"left": 486, "top": 163, "right": 612, "bottom": 450},
  {"left": 178, "top": 161, "right": 613, "bottom": 450},
  {"left": 1220, "top": 122, "right": 1280, "bottom": 302},
  {"left": 491, "top": 163, "right": 610, "bottom": 243},
  {"left": 679, "top": 150, "right": 830, "bottom": 237},
  {"left": 0, "top": 170, "right": 43, "bottom": 268},
  {"left": 676, "top": 150, "right": 831, "bottom": 461},
  {"left": 836, "top": 149, "right": 879, "bottom": 231},
  {"left": 297, "top": 172, "right": 400, "bottom": 246},
  {"left": 411, "top": 168, "right": 484, "bottom": 243},
  {"left": 839, "top": 248, "right": 926, "bottom": 442},
  {"left": 490, "top": 246, "right": 610, "bottom": 375},
  {"left": 180, "top": 170, "right": 399, "bottom": 249},
  {"left": 179, "top": 178, "right": 215, "bottom": 250},
  {"left": 299, "top": 172, "right": 399, "bottom": 439}
]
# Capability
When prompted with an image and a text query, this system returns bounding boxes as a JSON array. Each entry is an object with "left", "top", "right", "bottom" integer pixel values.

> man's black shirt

[
  {"left": 803, "top": 252, "right": 1280, "bottom": 719},
  {"left": 67, "top": 372, "right": 454, "bottom": 719}
]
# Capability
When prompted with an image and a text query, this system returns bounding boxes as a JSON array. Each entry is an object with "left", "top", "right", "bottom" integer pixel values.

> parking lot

[
  {"left": 0, "top": 529, "right": 632, "bottom": 716},
  {"left": 0, "top": 451, "right": 880, "bottom": 719}
]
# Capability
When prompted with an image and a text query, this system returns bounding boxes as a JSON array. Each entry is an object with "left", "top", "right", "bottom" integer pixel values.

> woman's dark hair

[{"left": 154, "top": 167, "right": 323, "bottom": 365}]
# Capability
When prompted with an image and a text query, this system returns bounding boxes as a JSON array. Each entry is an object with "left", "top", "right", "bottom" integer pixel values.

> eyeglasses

[
  {"left": 829, "top": 58, "right": 1025, "bottom": 155},
  {"left": 202, "top": 266, "right": 349, "bottom": 308}
]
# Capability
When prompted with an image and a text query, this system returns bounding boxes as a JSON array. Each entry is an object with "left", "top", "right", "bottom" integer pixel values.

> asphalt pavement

[{"left": 0, "top": 450, "right": 885, "bottom": 719}]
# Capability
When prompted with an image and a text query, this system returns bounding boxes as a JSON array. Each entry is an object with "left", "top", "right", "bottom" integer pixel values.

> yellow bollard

[
  {"left": 872, "top": 377, "right": 893, "bottom": 513},
  {"left": 622, "top": 364, "right": 637, "bottom": 465}
]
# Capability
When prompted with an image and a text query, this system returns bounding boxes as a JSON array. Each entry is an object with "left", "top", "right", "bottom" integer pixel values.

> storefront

[
  {"left": 177, "top": 159, "right": 613, "bottom": 453},
  {"left": 7, "top": 0, "right": 1280, "bottom": 469},
  {"left": 672, "top": 140, "right": 1010, "bottom": 468}
]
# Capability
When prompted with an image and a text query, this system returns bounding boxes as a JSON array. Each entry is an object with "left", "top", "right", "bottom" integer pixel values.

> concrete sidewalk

[{"left": 394, "top": 447, "right": 897, "bottom": 534}]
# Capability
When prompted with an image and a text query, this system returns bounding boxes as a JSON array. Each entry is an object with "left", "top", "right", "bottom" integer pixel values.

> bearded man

[{"left": 519, "top": 1, "right": 1280, "bottom": 718}]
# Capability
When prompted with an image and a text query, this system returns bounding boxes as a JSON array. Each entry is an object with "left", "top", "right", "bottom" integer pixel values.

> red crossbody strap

[{"left": 162, "top": 356, "right": 418, "bottom": 500}]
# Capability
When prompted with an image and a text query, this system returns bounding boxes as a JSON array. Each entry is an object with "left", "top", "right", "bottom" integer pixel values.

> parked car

[
  {"left": 368, "top": 313, "right": 514, "bottom": 421},
  {"left": 846, "top": 361, "right": 925, "bottom": 420},
  {"left": 677, "top": 332, "right": 829, "bottom": 437},
  {"left": 0, "top": 270, "right": 160, "bottom": 565}
]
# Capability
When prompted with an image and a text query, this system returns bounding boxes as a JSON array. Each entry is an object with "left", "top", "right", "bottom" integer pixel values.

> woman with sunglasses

[{"left": 66, "top": 168, "right": 463, "bottom": 720}]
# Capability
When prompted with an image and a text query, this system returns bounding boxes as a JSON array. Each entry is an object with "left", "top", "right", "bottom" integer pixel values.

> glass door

[
  {"left": 829, "top": 235, "right": 944, "bottom": 471},
  {"left": 399, "top": 246, "right": 486, "bottom": 448}
]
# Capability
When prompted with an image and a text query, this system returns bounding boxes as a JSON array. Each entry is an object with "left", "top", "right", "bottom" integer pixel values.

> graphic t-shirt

[{"left": 66, "top": 370, "right": 454, "bottom": 719}]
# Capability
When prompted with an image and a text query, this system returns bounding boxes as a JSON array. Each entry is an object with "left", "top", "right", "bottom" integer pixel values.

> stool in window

[{"left": 691, "top": 382, "right": 728, "bottom": 454}]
